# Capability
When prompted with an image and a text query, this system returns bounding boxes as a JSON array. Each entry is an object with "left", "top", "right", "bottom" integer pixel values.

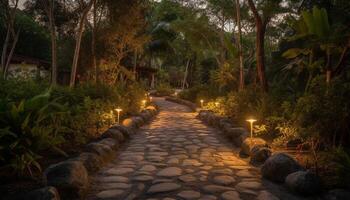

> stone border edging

[
  {"left": 165, "top": 96, "right": 197, "bottom": 112},
  {"left": 196, "top": 109, "right": 350, "bottom": 198},
  {"left": 15, "top": 105, "right": 160, "bottom": 200}
]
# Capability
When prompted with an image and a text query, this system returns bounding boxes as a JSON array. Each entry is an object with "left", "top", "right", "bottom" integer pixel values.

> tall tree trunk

[
  {"left": 1, "top": 28, "right": 10, "bottom": 73},
  {"left": 256, "top": 21, "right": 268, "bottom": 92},
  {"left": 47, "top": 0, "right": 57, "bottom": 85},
  {"left": 247, "top": 0, "right": 268, "bottom": 92},
  {"left": 92, "top": 0, "right": 98, "bottom": 84},
  {"left": 235, "top": 0, "right": 244, "bottom": 91},
  {"left": 4, "top": 29, "right": 20, "bottom": 78},
  {"left": 182, "top": 59, "right": 190, "bottom": 90},
  {"left": 1, "top": 0, "right": 19, "bottom": 77},
  {"left": 70, "top": 0, "right": 94, "bottom": 87}
]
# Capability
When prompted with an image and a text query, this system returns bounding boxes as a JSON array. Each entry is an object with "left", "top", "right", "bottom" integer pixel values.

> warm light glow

[
  {"left": 215, "top": 102, "right": 220, "bottom": 106},
  {"left": 150, "top": 97, "right": 153, "bottom": 102},
  {"left": 200, "top": 99, "right": 204, "bottom": 108},
  {"left": 115, "top": 108, "right": 122, "bottom": 124},
  {"left": 246, "top": 119, "right": 257, "bottom": 123},
  {"left": 246, "top": 118, "right": 257, "bottom": 142},
  {"left": 142, "top": 100, "right": 147, "bottom": 104},
  {"left": 174, "top": 92, "right": 178, "bottom": 96}
]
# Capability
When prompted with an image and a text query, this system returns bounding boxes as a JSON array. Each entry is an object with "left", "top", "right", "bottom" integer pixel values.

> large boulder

[
  {"left": 241, "top": 138, "right": 268, "bottom": 155},
  {"left": 145, "top": 105, "right": 157, "bottom": 115},
  {"left": 86, "top": 143, "right": 114, "bottom": 161},
  {"left": 110, "top": 125, "right": 134, "bottom": 138},
  {"left": 71, "top": 152, "right": 103, "bottom": 173},
  {"left": 122, "top": 118, "right": 138, "bottom": 128},
  {"left": 233, "top": 131, "right": 249, "bottom": 147},
  {"left": 261, "top": 153, "right": 302, "bottom": 183},
  {"left": 132, "top": 116, "right": 144, "bottom": 128},
  {"left": 139, "top": 110, "right": 153, "bottom": 122},
  {"left": 324, "top": 189, "right": 350, "bottom": 200},
  {"left": 197, "top": 110, "right": 211, "bottom": 121},
  {"left": 100, "top": 128, "right": 125, "bottom": 143},
  {"left": 97, "top": 138, "right": 118, "bottom": 150},
  {"left": 218, "top": 118, "right": 232, "bottom": 129},
  {"left": 44, "top": 161, "right": 88, "bottom": 199},
  {"left": 13, "top": 187, "right": 60, "bottom": 200},
  {"left": 224, "top": 127, "right": 247, "bottom": 140},
  {"left": 285, "top": 171, "right": 322, "bottom": 196},
  {"left": 250, "top": 146, "right": 272, "bottom": 165}
]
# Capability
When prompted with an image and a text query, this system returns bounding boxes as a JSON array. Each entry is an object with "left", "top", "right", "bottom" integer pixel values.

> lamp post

[
  {"left": 200, "top": 99, "right": 204, "bottom": 108},
  {"left": 110, "top": 110, "right": 114, "bottom": 125},
  {"left": 142, "top": 100, "right": 147, "bottom": 109},
  {"left": 115, "top": 108, "right": 122, "bottom": 124},
  {"left": 246, "top": 119, "right": 257, "bottom": 141}
]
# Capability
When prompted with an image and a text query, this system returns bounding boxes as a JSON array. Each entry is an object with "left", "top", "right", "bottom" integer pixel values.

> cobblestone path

[{"left": 87, "top": 98, "right": 305, "bottom": 200}]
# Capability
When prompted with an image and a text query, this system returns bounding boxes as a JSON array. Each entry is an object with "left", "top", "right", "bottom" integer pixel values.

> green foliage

[
  {"left": 155, "top": 83, "right": 174, "bottom": 96},
  {"left": 178, "top": 85, "right": 224, "bottom": 103},
  {"left": 0, "top": 91, "right": 65, "bottom": 175},
  {"left": 0, "top": 80, "right": 147, "bottom": 176}
]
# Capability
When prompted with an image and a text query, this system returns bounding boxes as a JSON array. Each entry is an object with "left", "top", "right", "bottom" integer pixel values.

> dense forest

[{"left": 0, "top": 0, "right": 350, "bottom": 199}]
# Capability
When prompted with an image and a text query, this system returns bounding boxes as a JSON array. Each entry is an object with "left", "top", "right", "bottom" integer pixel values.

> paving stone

[
  {"left": 133, "top": 175, "right": 154, "bottom": 181},
  {"left": 140, "top": 165, "right": 157, "bottom": 172},
  {"left": 147, "top": 183, "right": 181, "bottom": 194},
  {"left": 98, "top": 176, "right": 129, "bottom": 183},
  {"left": 157, "top": 167, "right": 182, "bottom": 177},
  {"left": 202, "top": 185, "right": 234, "bottom": 193},
  {"left": 182, "top": 159, "right": 203, "bottom": 166},
  {"left": 235, "top": 181, "right": 262, "bottom": 190},
  {"left": 177, "top": 190, "right": 201, "bottom": 199},
  {"left": 104, "top": 168, "right": 134, "bottom": 175},
  {"left": 199, "top": 195, "right": 217, "bottom": 200},
  {"left": 257, "top": 191, "right": 280, "bottom": 200},
  {"left": 178, "top": 174, "right": 197, "bottom": 182},
  {"left": 221, "top": 191, "right": 241, "bottom": 200},
  {"left": 213, "top": 175, "right": 236, "bottom": 185},
  {"left": 96, "top": 189, "right": 124, "bottom": 198}
]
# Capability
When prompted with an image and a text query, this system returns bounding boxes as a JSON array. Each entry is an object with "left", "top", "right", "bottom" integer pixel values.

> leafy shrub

[
  {"left": 0, "top": 79, "right": 147, "bottom": 176},
  {"left": 155, "top": 83, "right": 174, "bottom": 96},
  {"left": 0, "top": 91, "right": 66, "bottom": 175},
  {"left": 179, "top": 84, "right": 224, "bottom": 103}
]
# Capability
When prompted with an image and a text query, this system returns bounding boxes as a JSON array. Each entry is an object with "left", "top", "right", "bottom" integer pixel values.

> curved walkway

[{"left": 87, "top": 98, "right": 306, "bottom": 200}]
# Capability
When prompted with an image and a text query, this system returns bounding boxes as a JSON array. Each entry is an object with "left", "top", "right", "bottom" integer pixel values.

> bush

[
  {"left": 0, "top": 91, "right": 66, "bottom": 175},
  {"left": 0, "top": 80, "right": 147, "bottom": 175},
  {"left": 179, "top": 84, "right": 224, "bottom": 103},
  {"left": 155, "top": 83, "right": 174, "bottom": 96}
]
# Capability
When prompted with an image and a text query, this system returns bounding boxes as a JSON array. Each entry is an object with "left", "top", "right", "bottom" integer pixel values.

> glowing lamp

[
  {"left": 215, "top": 102, "right": 220, "bottom": 107},
  {"left": 246, "top": 119, "right": 257, "bottom": 141},
  {"left": 200, "top": 99, "right": 204, "bottom": 108},
  {"left": 142, "top": 100, "right": 147, "bottom": 109},
  {"left": 115, "top": 108, "right": 122, "bottom": 124}
]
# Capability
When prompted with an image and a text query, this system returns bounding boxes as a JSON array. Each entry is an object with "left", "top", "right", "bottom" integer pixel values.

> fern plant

[{"left": 0, "top": 90, "right": 66, "bottom": 176}]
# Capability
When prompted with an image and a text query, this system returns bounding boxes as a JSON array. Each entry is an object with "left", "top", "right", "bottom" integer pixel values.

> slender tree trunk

[
  {"left": 1, "top": 28, "right": 10, "bottom": 73},
  {"left": 47, "top": 0, "right": 57, "bottom": 85},
  {"left": 247, "top": 0, "right": 268, "bottom": 92},
  {"left": 70, "top": 0, "right": 94, "bottom": 87},
  {"left": 4, "top": 30, "right": 20, "bottom": 78},
  {"left": 182, "top": 59, "right": 190, "bottom": 90},
  {"left": 256, "top": 21, "right": 268, "bottom": 92},
  {"left": 92, "top": 0, "right": 98, "bottom": 83},
  {"left": 235, "top": 0, "right": 244, "bottom": 91}
]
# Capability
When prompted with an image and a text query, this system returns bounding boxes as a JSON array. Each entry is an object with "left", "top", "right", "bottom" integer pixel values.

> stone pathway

[{"left": 87, "top": 98, "right": 307, "bottom": 200}]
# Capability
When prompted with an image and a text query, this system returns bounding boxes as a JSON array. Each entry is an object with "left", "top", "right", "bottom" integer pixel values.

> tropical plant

[{"left": 0, "top": 90, "right": 66, "bottom": 175}]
